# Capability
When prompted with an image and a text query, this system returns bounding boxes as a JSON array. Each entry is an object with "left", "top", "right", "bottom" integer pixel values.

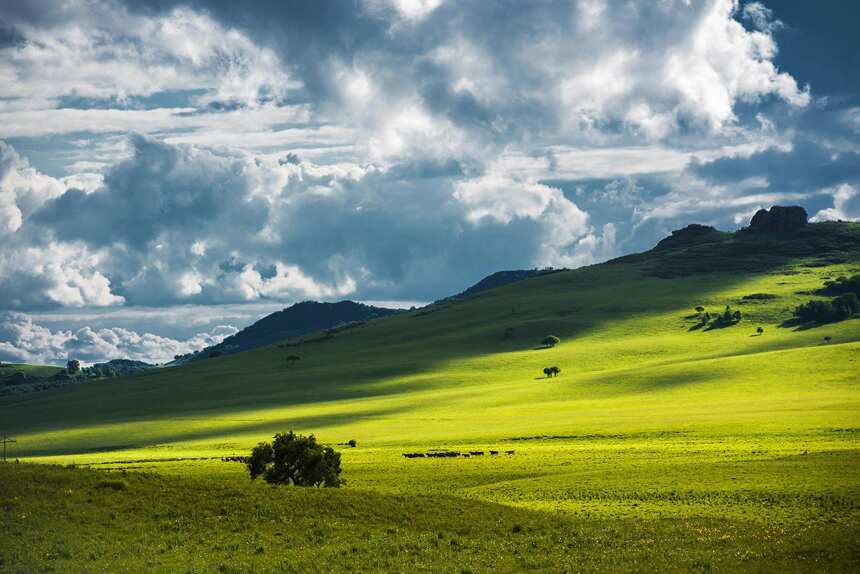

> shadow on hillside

[
  {"left": 13, "top": 405, "right": 410, "bottom": 459},
  {"left": 778, "top": 317, "right": 838, "bottom": 331},
  {"left": 6, "top": 223, "right": 860, "bottom": 450}
]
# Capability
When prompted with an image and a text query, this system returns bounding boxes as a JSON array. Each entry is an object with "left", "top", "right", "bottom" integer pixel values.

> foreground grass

[{"left": 1, "top": 463, "right": 857, "bottom": 574}]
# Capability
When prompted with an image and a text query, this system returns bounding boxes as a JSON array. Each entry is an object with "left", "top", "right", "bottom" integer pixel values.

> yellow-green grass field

[{"left": 2, "top": 232, "right": 859, "bottom": 572}]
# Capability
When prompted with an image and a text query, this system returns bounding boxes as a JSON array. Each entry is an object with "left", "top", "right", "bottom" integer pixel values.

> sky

[{"left": 0, "top": 0, "right": 858, "bottom": 366}]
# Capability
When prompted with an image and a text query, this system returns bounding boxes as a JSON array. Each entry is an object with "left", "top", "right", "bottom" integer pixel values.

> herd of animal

[
  {"left": 221, "top": 456, "right": 250, "bottom": 463},
  {"left": 222, "top": 450, "right": 517, "bottom": 463},
  {"left": 402, "top": 450, "right": 515, "bottom": 459}
]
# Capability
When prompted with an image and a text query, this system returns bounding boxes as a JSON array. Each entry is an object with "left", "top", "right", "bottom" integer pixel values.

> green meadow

[{"left": 2, "top": 224, "right": 860, "bottom": 572}]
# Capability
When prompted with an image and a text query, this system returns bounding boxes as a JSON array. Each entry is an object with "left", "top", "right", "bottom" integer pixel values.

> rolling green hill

[{"left": 2, "top": 220, "right": 859, "bottom": 571}]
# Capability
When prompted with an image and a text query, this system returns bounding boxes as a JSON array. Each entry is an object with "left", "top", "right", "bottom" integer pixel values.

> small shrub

[
  {"left": 541, "top": 335, "right": 560, "bottom": 348},
  {"left": 347, "top": 439, "right": 357, "bottom": 448}
]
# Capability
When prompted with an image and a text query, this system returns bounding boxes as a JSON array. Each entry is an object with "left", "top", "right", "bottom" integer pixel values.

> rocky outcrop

[{"left": 749, "top": 206, "right": 808, "bottom": 233}]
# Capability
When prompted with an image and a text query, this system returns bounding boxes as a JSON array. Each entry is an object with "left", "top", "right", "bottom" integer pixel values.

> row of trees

[{"left": 794, "top": 293, "right": 860, "bottom": 324}]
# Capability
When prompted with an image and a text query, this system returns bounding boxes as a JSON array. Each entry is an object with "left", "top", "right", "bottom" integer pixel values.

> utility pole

[{"left": 1, "top": 434, "right": 16, "bottom": 462}]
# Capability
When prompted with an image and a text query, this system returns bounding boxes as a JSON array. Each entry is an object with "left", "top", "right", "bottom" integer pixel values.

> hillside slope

[
  {"left": 2, "top": 219, "right": 859, "bottom": 570},
  {"left": 3, "top": 221, "right": 858, "bottom": 451}
]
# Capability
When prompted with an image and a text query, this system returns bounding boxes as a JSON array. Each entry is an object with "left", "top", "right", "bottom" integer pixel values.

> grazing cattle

[
  {"left": 221, "top": 456, "right": 249, "bottom": 463},
  {"left": 489, "top": 450, "right": 499, "bottom": 455}
]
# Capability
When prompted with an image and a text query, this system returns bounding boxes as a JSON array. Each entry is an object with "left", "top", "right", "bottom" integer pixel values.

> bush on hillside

[
  {"left": 705, "top": 306, "right": 741, "bottom": 329},
  {"left": 794, "top": 293, "right": 860, "bottom": 324},
  {"left": 247, "top": 431, "right": 343, "bottom": 487},
  {"left": 541, "top": 335, "right": 560, "bottom": 348},
  {"left": 542, "top": 366, "right": 560, "bottom": 378},
  {"left": 67, "top": 360, "right": 81, "bottom": 374},
  {"left": 818, "top": 274, "right": 860, "bottom": 297}
]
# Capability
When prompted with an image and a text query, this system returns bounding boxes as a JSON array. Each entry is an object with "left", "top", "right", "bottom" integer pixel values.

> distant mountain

[
  {"left": 444, "top": 268, "right": 565, "bottom": 302},
  {"left": 179, "top": 301, "right": 401, "bottom": 362}
]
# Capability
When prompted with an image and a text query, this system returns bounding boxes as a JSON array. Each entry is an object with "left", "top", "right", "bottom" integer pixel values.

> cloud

[
  {"left": 0, "top": 242, "right": 125, "bottom": 310},
  {"left": 0, "top": 5, "right": 297, "bottom": 107},
  {"left": 811, "top": 184, "right": 860, "bottom": 222},
  {"left": 0, "top": 0, "right": 846, "bottom": 323},
  {"left": 0, "top": 133, "right": 610, "bottom": 308},
  {"left": 0, "top": 311, "right": 238, "bottom": 366},
  {"left": 0, "top": 141, "right": 66, "bottom": 235}
]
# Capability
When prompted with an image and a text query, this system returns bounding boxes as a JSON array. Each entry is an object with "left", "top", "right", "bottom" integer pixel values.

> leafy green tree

[
  {"left": 66, "top": 359, "right": 81, "bottom": 374},
  {"left": 541, "top": 335, "right": 560, "bottom": 348},
  {"left": 247, "top": 431, "right": 343, "bottom": 487},
  {"left": 756, "top": 327, "right": 764, "bottom": 335}
]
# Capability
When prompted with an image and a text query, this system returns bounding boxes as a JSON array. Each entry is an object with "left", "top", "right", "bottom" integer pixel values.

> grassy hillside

[{"left": 1, "top": 222, "right": 859, "bottom": 571}]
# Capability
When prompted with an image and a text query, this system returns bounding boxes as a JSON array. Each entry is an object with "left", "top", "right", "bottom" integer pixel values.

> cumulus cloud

[
  {"left": 0, "top": 311, "right": 238, "bottom": 366},
  {"left": 0, "top": 141, "right": 66, "bottom": 235},
  {"left": 811, "top": 184, "right": 860, "bottom": 222},
  {"left": 0, "top": 134, "right": 603, "bottom": 308}
]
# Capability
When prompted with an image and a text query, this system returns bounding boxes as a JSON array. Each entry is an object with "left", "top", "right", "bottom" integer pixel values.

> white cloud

[
  {"left": 0, "top": 6, "right": 298, "bottom": 107},
  {"left": 0, "top": 242, "right": 124, "bottom": 309},
  {"left": 0, "top": 141, "right": 66, "bottom": 235},
  {"left": 0, "top": 311, "right": 238, "bottom": 366},
  {"left": 453, "top": 175, "right": 593, "bottom": 266},
  {"left": 811, "top": 184, "right": 860, "bottom": 222},
  {"left": 366, "top": 0, "right": 444, "bottom": 21}
]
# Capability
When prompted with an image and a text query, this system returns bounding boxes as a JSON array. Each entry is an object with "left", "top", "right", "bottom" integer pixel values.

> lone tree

[
  {"left": 541, "top": 335, "right": 560, "bottom": 348},
  {"left": 285, "top": 355, "right": 301, "bottom": 366},
  {"left": 756, "top": 326, "right": 764, "bottom": 335},
  {"left": 66, "top": 359, "right": 80, "bottom": 374},
  {"left": 542, "top": 366, "right": 561, "bottom": 378},
  {"left": 247, "top": 431, "right": 343, "bottom": 487},
  {"left": 695, "top": 306, "right": 705, "bottom": 313}
]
